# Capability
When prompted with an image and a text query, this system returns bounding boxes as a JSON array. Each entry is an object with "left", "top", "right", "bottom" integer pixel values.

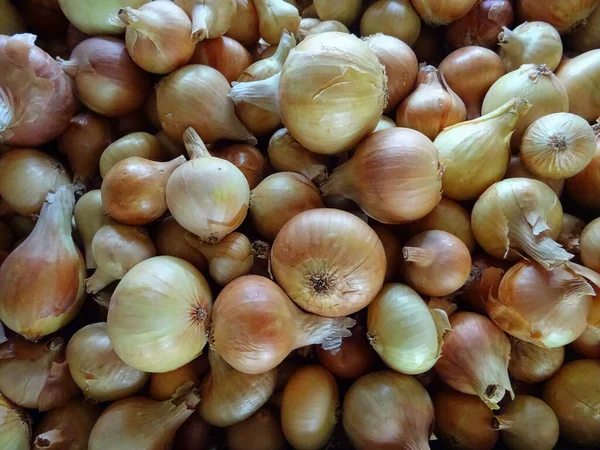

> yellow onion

[
  {"left": 571, "top": 296, "right": 600, "bottom": 358},
  {"left": 0, "top": 392, "right": 30, "bottom": 450},
  {"left": 0, "top": 337, "right": 79, "bottom": 411},
  {"left": 412, "top": 0, "right": 480, "bottom": 25},
  {"left": 99, "top": 131, "right": 165, "bottom": 178},
  {"left": 482, "top": 64, "right": 569, "bottom": 147},
  {"left": 107, "top": 256, "right": 213, "bottom": 372},
  {"left": 396, "top": 65, "right": 466, "bottom": 141},
  {"left": 119, "top": 1, "right": 195, "bottom": 74},
  {"left": 190, "top": 36, "right": 253, "bottom": 84},
  {"left": 74, "top": 190, "right": 114, "bottom": 269},
  {"left": 516, "top": 0, "right": 599, "bottom": 33},
  {"left": 296, "top": 18, "right": 349, "bottom": 41},
  {"left": 150, "top": 357, "right": 208, "bottom": 401},
  {"left": 153, "top": 216, "right": 208, "bottom": 271},
  {"left": 434, "top": 387, "right": 499, "bottom": 450},
  {"left": 57, "top": 0, "right": 149, "bottom": 35},
  {"left": 230, "top": 32, "right": 386, "bottom": 155},
  {"left": 58, "top": 37, "right": 150, "bottom": 117},
  {"left": 543, "top": 359, "right": 600, "bottom": 446},
  {"left": 0, "top": 186, "right": 85, "bottom": 340},
  {"left": 436, "top": 98, "right": 530, "bottom": 201},
  {"left": 457, "top": 254, "right": 507, "bottom": 315},
  {"left": 211, "top": 275, "right": 355, "bottom": 374},
  {"left": 215, "top": 144, "right": 267, "bottom": 190},
  {"left": 0, "top": 148, "right": 71, "bottom": 216},
  {"left": 166, "top": 128, "right": 250, "bottom": 243},
  {"left": 89, "top": 384, "right": 200, "bottom": 450},
  {"left": 566, "top": 124, "right": 600, "bottom": 211},
  {"left": 343, "top": 371, "right": 434, "bottom": 450},
  {"left": 582, "top": 217, "right": 600, "bottom": 273},
  {"left": 226, "top": 408, "right": 286, "bottom": 450},
  {"left": 371, "top": 224, "right": 401, "bottom": 282},
  {"left": 321, "top": 127, "right": 442, "bottom": 223},
  {"left": 557, "top": 50, "right": 600, "bottom": 122},
  {"left": 571, "top": 5, "right": 600, "bottom": 52},
  {"left": 226, "top": 0, "right": 260, "bottom": 46},
  {"left": 367, "top": 283, "right": 450, "bottom": 375},
  {"left": 66, "top": 322, "right": 149, "bottom": 402},
  {"left": 471, "top": 178, "right": 571, "bottom": 270},
  {"left": 508, "top": 337, "right": 564, "bottom": 383},
  {"left": 558, "top": 213, "right": 585, "bottom": 255},
  {"left": 0, "top": 0, "right": 25, "bottom": 35},
  {"left": 488, "top": 261, "right": 597, "bottom": 347},
  {"left": 435, "top": 312, "right": 513, "bottom": 409},
  {"left": 499, "top": 22, "right": 563, "bottom": 72},
  {"left": 253, "top": 0, "right": 301, "bottom": 44},
  {"left": 360, "top": 0, "right": 421, "bottom": 46},
  {"left": 271, "top": 208, "right": 386, "bottom": 316},
  {"left": 158, "top": 64, "right": 255, "bottom": 144},
  {"left": 504, "top": 155, "right": 564, "bottom": 196},
  {"left": 313, "top": 0, "right": 361, "bottom": 26},
  {"left": 0, "top": 34, "right": 76, "bottom": 147}
]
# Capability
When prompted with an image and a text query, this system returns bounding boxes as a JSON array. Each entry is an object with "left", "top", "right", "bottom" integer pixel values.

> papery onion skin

[
  {"left": 412, "top": 0, "right": 480, "bottom": 25},
  {"left": 271, "top": 208, "right": 386, "bottom": 317},
  {"left": 508, "top": 337, "right": 565, "bottom": 383},
  {"left": 153, "top": 216, "right": 208, "bottom": 272},
  {"left": 543, "top": 359, "right": 600, "bottom": 446},
  {"left": 499, "top": 22, "right": 563, "bottom": 72},
  {"left": 516, "top": 0, "right": 599, "bottom": 33},
  {"left": 190, "top": 36, "right": 253, "bottom": 83},
  {"left": 558, "top": 213, "right": 586, "bottom": 254},
  {"left": 447, "top": 0, "right": 514, "bottom": 49},
  {"left": 571, "top": 5, "right": 600, "bottom": 52},
  {"left": 227, "top": 408, "right": 286, "bottom": 450},
  {"left": 0, "top": 392, "right": 30, "bottom": 450},
  {"left": 99, "top": 132, "right": 164, "bottom": 178},
  {"left": 107, "top": 256, "right": 213, "bottom": 373},
  {"left": 226, "top": 0, "right": 260, "bottom": 46},
  {"left": 505, "top": 155, "right": 564, "bottom": 197},
  {"left": 557, "top": 49, "right": 600, "bottom": 122},
  {"left": 58, "top": 0, "right": 150, "bottom": 35},
  {"left": 343, "top": 370, "right": 434, "bottom": 450},
  {"left": 0, "top": 34, "right": 76, "bottom": 147},
  {"left": 360, "top": 0, "right": 421, "bottom": 46},
  {"left": 215, "top": 144, "right": 267, "bottom": 190}
]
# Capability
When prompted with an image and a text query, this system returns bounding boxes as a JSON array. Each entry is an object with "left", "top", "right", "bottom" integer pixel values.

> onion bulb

[
  {"left": 566, "top": 124, "right": 600, "bottom": 211},
  {"left": 102, "top": 155, "right": 186, "bottom": 225},
  {"left": 504, "top": 155, "right": 564, "bottom": 197},
  {"left": 174, "top": 0, "right": 236, "bottom": 41},
  {"left": 211, "top": 275, "right": 355, "bottom": 374},
  {"left": 571, "top": 296, "right": 600, "bottom": 358},
  {"left": 321, "top": 127, "right": 442, "bottom": 223},
  {"left": 58, "top": 37, "right": 150, "bottom": 117},
  {"left": 367, "top": 283, "right": 450, "bottom": 375},
  {"left": 119, "top": 1, "right": 195, "bottom": 74},
  {"left": 312, "top": 0, "right": 361, "bottom": 26},
  {"left": 191, "top": 36, "right": 253, "bottom": 84},
  {"left": 86, "top": 224, "right": 157, "bottom": 294},
  {"left": 0, "top": 186, "right": 85, "bottom": 340},
  {"left": 435, "top": 312, "right": 513, "bottom": 409},
  {"left": 520, "top": 112, "right": 596, "bottom": 179},
  {"left": 88, "top": 384, "right": 200, "bottom": 450},
  {"left": 57, "top": 0, "right": 149, "bottom": 35},
  {"left": 571, "top": 5, "right": 600, "bottom": 52},
  {"left": 543, "top": 359, "right": 600, "bottom": 446},
  {"left": 281, "top": 365, "right": 338, "bottom": 450},
  {"left": 153, "top": 216, "right": 208, "bottom": 271},
  {"left": 215, "top": 144, "right": 267, "bottom": 190},
  {"left": 343, "top": 370, "right": 434, "bottom": 450},
  {"left": 411, "top": 0, "right": 480, "bottom": 25},
  {"left": 360, "top": 0, "right": 421, "bottom": 46},
  {"left": 99, "top": 132, "right": 165, "bottom": 178},
  {"left": 226, "top": 408, "right": 286, "bottom": 450},
  {"left": 66, "top": 322, "right": 149, "bottom": 402},
  {"left": 439, "top": 46, "right": 505, "bottom": 120},
  {"left": 461, "top": 254, "right": 509, "bottom": 315},
  {"left": 447, "top": 0, "right": 514, "bottom": 49},
  {"left": 271, "top": 208, "right": 385, "bottom": 316},
  {"left": 0, "top": 392, "right": 30, "bottom": 450},
  {"left": 0, "top": 148, "right": 71, "bottom": 216},
  {"left": 581, "top": 218, "right": 600, "bottom": 273},
  {"left": 107, "top": 256, "right": 213, "bottom": 373},
  {"left": 226, "top": 0, "right": 260, "bottom": 46},
  {"left": 166, "top": 128, "right": 250, "bottom": 243},
  {"left": 557, "top": 50, "right": 600, "bottom": 122},
  {"left": 471, "top": 178, "right": 571, "bottom": 270},
  {"left": 487, "top": 260, "right": 597, "bottom": 347},
  {"left": 516, "top": 0, "right": 599, "bottom": 33},
  {"left": 396, "top": 65, "right": 466, "bottom": 141},
  {"left": 0, "top": 337, "right": 79, "bottom": 411},
  {"left": 499, "top": 22, "right": 563, "bottom": 72},
  {"left": 74, "top": 190, "right": 115, "bottom": 269},
  {"left": 508, "top": 337, "right": 564, "bottom": 384},
  {"left": 253, "top": 0, "right": 301, "bottom": 44},
  {"left": 150, "top": 360, "right": 206, "bottom": 401},
  {"left": 229, "top": 32, "right": 386, "bottom": 155},
  {"left": 296, "top": 18, "right": 349, "bottom": 41}
]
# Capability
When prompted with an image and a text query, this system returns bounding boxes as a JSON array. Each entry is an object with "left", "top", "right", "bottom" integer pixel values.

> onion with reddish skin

[
  {"left": 227, "top": 408, "right": 286, "bottom": 450},
  {"left": 153, "top": 216, "right": 208, "bottom": 272},
  {"left": 447, "top": 0, "right": 514, "bottom": 49},
  {"left": 226, "top": 0, "right": 260, "bottom": 46},
  {"left": 557, "top": 50, "right": 600, "bottom": 122},
  {"left": 190, "top": 36, "right": 253, "bottom": 83},
  {"left": 214, "top": 144, "right": 266, "bottom": 190},
  {"left": 516, "top": 0, "right": 599, "bottom": 33},
  {"left": 508, "top": 337, "right": 564, "bottom": 383},
  {"left": 360, "top": 0, "right": 421, "bottom": 46}
]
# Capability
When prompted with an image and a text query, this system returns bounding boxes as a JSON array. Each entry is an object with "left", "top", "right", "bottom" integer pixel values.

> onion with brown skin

[
  {"left": 447, "top": 0, "right": 514, "bottom": 49},
  {"left": 566, "top": 123, "right": 600, "bottom": 211},
  {"left": 190, "top": 36, "right": 254, "bottom": 83},
  {"left": 371, "top": 224, "right": 401, "bottom": 282},
  {"left": 153, "top": 216, "right": 208, "bottom": 272},
  {"left": 360, "top": 0, "right": 421, "bottom": 46},
  {"left": 173, "top": 411, "right": 212, "bottom": 450},
  {"left": 516, "top": 0, "right": 599, "bottom": 33},
  {"left": 227, "top": 408, "right": 286, "bottom": 450},
  {"left": 508, "top": 337, "right": 564, "bottom": 384},
  {"left": 557, "top": 49, "right": 600, "bottom": 122},
  {"left": 99, "top": 132, "right": 165, "bottom": 178},
  {"left": 150, "top": 361, "right": 204, "bottom": 401},
  {"left": 571, "top": 296, "right": 600, "bottom": 359},
  {"left": 226, "top": 0, "right": 260, "bottom": 46},
  {"left": 412, "top": 0, "right": 480, "bottom": 25},
  {"left": 571, "top": 4, "right": 600, "bottom": 52},
  {"left": 557, "top": 213, "right": 585, "bottom": 254},
  {"left": 214, "top": 144, "right": 267, "bottom": 190}
]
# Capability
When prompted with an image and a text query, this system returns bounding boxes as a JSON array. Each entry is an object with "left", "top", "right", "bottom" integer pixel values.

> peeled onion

[{"left": 360, "top": 0, "right": 421, "bottom": 46}]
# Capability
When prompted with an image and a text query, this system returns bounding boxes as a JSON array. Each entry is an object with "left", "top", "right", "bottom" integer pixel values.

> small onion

[
  {"left": 215, "top": 144, "right": 267, "bottom": 190},
  {"left": 360, "top": 0, "right": 421, "bottom": 46},
  {"left": 557, "top": 49, "right": 600, "bottom": 122},
  {"left": 447, "top": 0, "right": 514, "bottom": 49},
  {"left": 190, "top": 36, "right": 253, "bottom": 83},
  {"left": 516, "top": 0, "right": 599, "bottom": 33},
  {"left": 571, "top": 5, "right": 600, "bottom": 52},
  {"left": 0, "top": 0, "right": 25, "bottom": 35},
  {"left": 499, "top": 21, "right": 563, "bottom": 72},
  {"left": 411, "top": 0, "right": 480, "bottom": 25},
  {"left": 566, "top": 124, "right": 600, "bottom": 211},
  {"left": 295, "top": 18, "right": 349, "bottom": 41},
  {"left": 508, "top": 337, "right": 565, "bottom": 383},
  {"left": 227, "top": 408, "right": 286, "bottom": 450},
  {"left": 153, "top": 216, "right": 208, "bottom": 271},
  {"left": 99, "top": 132, "right": 165, "bottom": 178},
  {"left": 252, "top": 0, "right": 301, "bottom": 45},
  {"left": 0, "top": 392, "right": 30, "bottom": 450},
  {"left": 226, "top": 0, "right": 261, "bottom": 46},
  {"left": 504, "top": 155, "right": 564, "bottom": 197}
]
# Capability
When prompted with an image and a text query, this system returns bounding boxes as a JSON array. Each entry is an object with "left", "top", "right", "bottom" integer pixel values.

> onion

[
  {"left": 175, "top": 0, "right": 236, "bottom": 41},
  {"left": 412, "top": 0, "right": 480, "bottom": 25},
  {"left": 57, "top": 0, "right": 149, "bottom": 35},
  {"left": 571, "top": 4, "right": 600, "bottom": 52},
  {"left": 214, "top": 144, "right": 267, "bottom": 190},
  {"left": 439, "top": 46, "right": 505, "bottom": 120},
  {"left": 321, "top": 127, "right": 442, "bottom": 223},
  {"left": 368, "top": 283, "right": 450, "bottom": 374},
  {"left": 0, "top": 149, "right": 71, "bottom": 216},
  {"left": 396, "top": 65, "right": 466, "bottom": 141},
  {"left": 226, "top": 0, "right": 260, "bottom": 46},
  {"left": 0, "top": 186, "right": 85, "bottom": 340},
  {"left": 499, "top": 22, "right": 563, "bottom": 72},
  {"left": 447, "top": 0, "right": 514, "bottom": 49},
  {"left": 566, "top": 124, "right": 600, "bottom": 211},
  {"left": 371, "top": 223, "right": 401, "bottom": 282},
  {"left": 434, "top": 387, "right": 499, "bottom": 450},
  {"left": 516, "top": 0, "right": 599, "bottom": 33},
  {"left": 253, "top": 0, "right": 301, "bottom": 44},
  {"left": 504, "top": 155, "right": 564, "bottom": 196},
  {"left": 102, "top": 155, "right": 186, "bottom": 225},
  {"left": 150, "top": 359, "right": 206, "bottom": 401},
  {"left": 227, "top": 408, "right": 286, "bottom": 450},
  {"left": 119, "top": 1, "right": 195, "bottom": 74},
  {"left": 229, "top": 32, "right": 386, "bottom": 155},
  {"left": 99, "top": 132, "right": 165, "bottom": 178},
  {"left": 73, "top": 191, "right": 114, "bottom": 269},
  {"left": 211, "top": 275, "right": 355, "bottom": 374},
  {"left": 271, "top": 208, "right": 385, "bottom": 316},
  {"left": 32, "top": 400, "right": 100, "bottom": 450},
  {"left": 571, "top": 296, "right": 600, "bottom": 358},
  {"left": 579, "top": 218, "right": 600, "bottom": 274},
  {"left": 508, "top": 337, "right": 564, "bottom": 383},
  {"left": 281, "top": 365, "right": 338, "bottom": 450},
  {"left": 190, "top": 36, "right": 253, "bottom": 83},
  {"left": 107, "top": 256, "right": 213, "bottom": 373},
  {"left": 0, "top": 0, "right": 25, "bottom": 35},
  {"left": 313, "top": 0, "right": 361, "bottom": 26},
  {"left": 66, "top": 322, "right": 149, "bottom": 402},
  {"left": 173, "top": 411, "right": 212, "bottom": 450},
  {"left": 343, "top": 370, "right": 434, "bottom": 449},
  {"left": 153, "top": 216, "right": 208, "bottom": 271},
  {"left": 557, "top": 213, "right": 585, "bottom": 254},
  {"left": 471, "top": 178, "right": 571, "bottom": 270},
  {"left": 543, "top": 359, "right": 600, "bottom": 446},
  {"left": 557, "top": 50, "right": 600, "bottom": 122},
  {"left": 0, "top": 337, "right": 79, "bottom": 411},
  {"left": 296, "top": 18, "right": 349, "bottom": 41},
  {"left": 435, "top": 312, "right": 513, "bottom": 409},
  {"left": 199, "top": 351, "right": 276, "bottom": 426},
  {"left": 0, "top": 392, "right": 30, "bottom": 450},
  {"left": 88, "top": 384, "right": 200, "bottom": 450},
  {"left": 360, "top": 0, "right": 421, "bottom": 46}
]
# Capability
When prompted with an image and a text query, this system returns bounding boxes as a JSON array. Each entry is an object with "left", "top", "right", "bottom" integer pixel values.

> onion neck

[
  {"left": 56, "top": 57, "right": 79, "bottom": 77},
  {"left": 85, "top": 268, "right": 116, "bottom": 295},
  {"left": 498, "top": 27, "right": 523, "bottom": 56},
  {"left": 270, "top": 30, "right": 296, "bottom": 67},
  {"left": 303, "top": 164, "right": 328, "bottom": 185},
  {"left": 229, "top": 73, "right": 281, "bottom": 114},
  {"left": 183, "top": 128, "right": 211, "bottom": 159},
  {"left": 418, "top": 65, "right": 441, "bottom": 87},
  {"left": 191, "top": 4, "right": 209, "bottom": 41},
  {"left": 294, "top": 313, "right": 355, "bottom": 352},
  {"left": 0, "top": 88, "right": 15, "bottom": 134},
  {"left": 38, "top": 186, "right": 76, "bottom": 238},
  {"left": 402, "top": 247, "right": 436, "bottom": 268},
  {"left": 118, "top": 7, "right": 163, "bottom": 38}
]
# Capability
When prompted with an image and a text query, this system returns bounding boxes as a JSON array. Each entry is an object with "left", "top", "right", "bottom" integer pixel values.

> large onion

[
  {"left": 516, "top": 0, "right": 599, "bottom": 33},
  {"left": 411, "top": 0, "right": 480, "bottom": 25},
  {"left": 566, "top": 124, "right": 600, "bottom": 211}
]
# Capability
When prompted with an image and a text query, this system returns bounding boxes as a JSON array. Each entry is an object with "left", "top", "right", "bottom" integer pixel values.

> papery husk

[
  {"left": 174, "top": 0, "right": 236, "bottom": 41},
  {"left": 0, "top": 392, "right": 30, "bottom": 450}
]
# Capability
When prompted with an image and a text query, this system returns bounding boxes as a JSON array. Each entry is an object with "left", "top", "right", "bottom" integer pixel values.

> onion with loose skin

[
  {"left": 461, "top": 254, "right": 508, "bottom": 315},
  {"left": 581, "top": 218, "right": 600, "bottom": 272},
  {"left": 253, "top": 0, "right": 301, "bottom": 44},
  {"left": 439, "top": 46, "right": 505, "bottom": 120},
  {"left": 411, "top": 0, "right": 480, "bottom": 25},
  {"left": 504, "top": 155, "right": 564, "bottom": 196},
  {"left": 0, "top": 149, "right": 71, "bottom": 216},
  {"left": 516, "top": 0, "right": 599, "bottom": 33},
  {"left": 508, "top": 337, "right": 564, "bottom": 383},
  {"left": 226, "top": 408, "right": 286, "bottom": 450},
  {"left": 74, "top": 190, "right": 114, "bottom": 269},
  {"left": 321, "top": 127, "right": 442, "bottom": 223},
  {"left": 447, "top": 0, "right": 514, "bottom": 49},
  {"left": 211, "top": 275, "right": 355, "bottom": 374},
  {"left": 543, "top": 360, "right": 600, "bottom": 446},
  {"left": 557, "top": 50, "right": 600, "bottom": 122},
  {"left": 150, "top": 360, "right": 206, "bottom": 401},
  {"left": 0, "top": 34, "right": 76, "bottom": 147},
  {"left": 360, "top": 0, "right": 421, "bottom": 46},
  {"left": 214, "top": 144, "right": 266, "bottom": 190},
  {"left": 435, "top": 312, "right": 513, "bottom": 409},
  {"left": 99, "top": 132, "right": 165, "bottom": 178},
  {"left": 571, "top": 5, "right": 600, "bottom": 52},
  {"left": 343, "top": 371, "right": 434, "bottom": 450},
  {"left": 107, "top": 256, "right": 213, "bottom": 373},
  {"left": 190, "top": 36, "right": 253, "bottom": 83},
  {"left": 226, "top": 0, "right": 260, "bottom": 46},
  {"left": 558, "top": 213, "right": 585, "bottom": 254},
  {"left": 566, "top": 123, "right": 600, "bottom": 211},
  {"left": 499, "top": 22, "right": 563, "bottom": 72},
  {"left": 58, "top": 37, "right": 150, "bottom": 117},
  {"left": 66, "top": 322, "right": 149, "bottom": 402},
  {"left": 0, "top": 393, "right": 30, "bottom": 450},
  {"left": 174, "top": 0, "right": 236, "bottom": 41},
  {"left": 153, "top": 216, "right": 208, "bottom": 271}
]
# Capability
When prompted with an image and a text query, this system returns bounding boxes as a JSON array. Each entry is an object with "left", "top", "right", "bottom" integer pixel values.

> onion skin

[
  {"left": 214, "top": 144, "right": 267, "bottom": 190},
  {"left": 360, "top": 0, "right": 422, "bottom": 47},
  {"left": 516, "top": 0, "right": 599, "bottom": 33},
  {"left": 557, "top": 49, "right": 600, "bottom": 122},
  {"left": 412, "top": 0, "right": 480, "bottom": 25},
  {"left": 150, "top": 361, "right": 204, "bottom": 401},
  {"left": 226, "top": 0, "right": 260, "bottom": 46},
  {"left": 447, "top": 0, "right": 514, "bottom": 49},
  {"left": 227, "top": 408, "right": 286, "bottom": 450},
  {"left": 371, "top": 224, "right": 402, "bottom": 282},
  {"left": 505, "top": 155, "right": 564, "bottom": 196},
  {"left": 190, "top": 36, "right": 253, "bottom": 83},
  {"left": 508, "top": 337, "right": 564, "bottom": 383}
]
